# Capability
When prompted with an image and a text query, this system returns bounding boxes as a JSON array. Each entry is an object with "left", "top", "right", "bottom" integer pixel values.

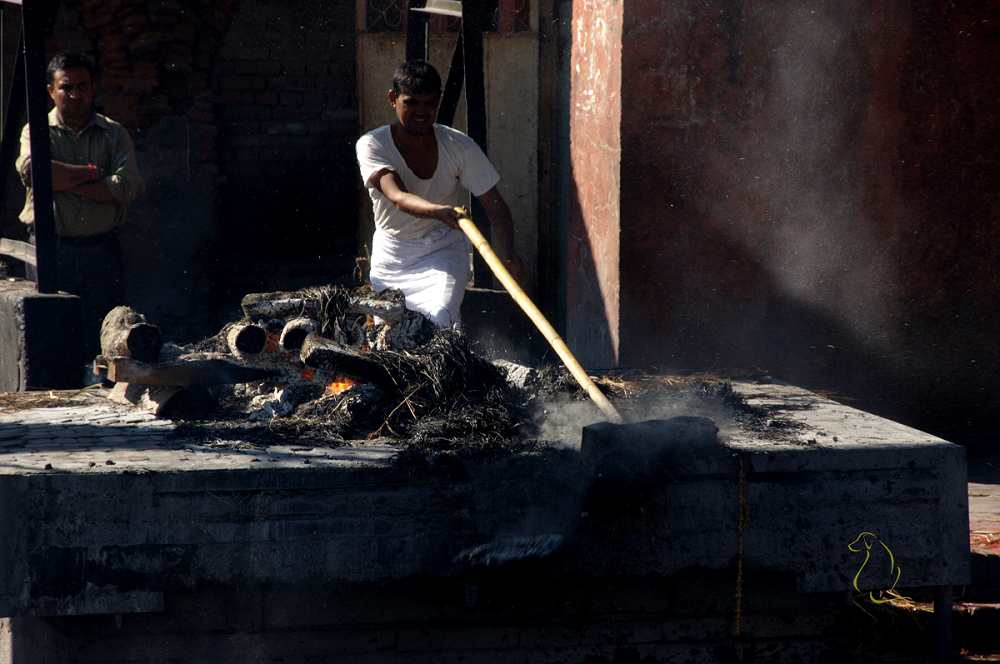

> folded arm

[
  {"left": 15, "top": 124, "right": 144, "bottom": 204},
  {"left": 371, "top": 168, "right": 461, "bottom": 228},
  {"left": 475, "top": 187, "right": 517, "bottom": 267}
]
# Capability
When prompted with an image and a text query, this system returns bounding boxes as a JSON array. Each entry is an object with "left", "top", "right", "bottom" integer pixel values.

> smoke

[
  {"left": 536, "top": 388, "right": 741, "bottom": 447},
  {"left": 706, "top": 2, "right": 904, "bottom": 347}
]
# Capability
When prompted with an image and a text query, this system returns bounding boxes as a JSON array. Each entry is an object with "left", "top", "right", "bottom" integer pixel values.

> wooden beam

[
  {"left": 299, "top": 333, "right": 393, "bottom": 387},
  {"left": 462, "top": 0, "right": 492, "bottom": 286},
  {"left": 21, "top": 0, "right": 58, "bottom": 293},
  {"left": 406, "top": 2, "right": 429, "bottom": 61},
  {"left": 0, "top": 238, "right": 36, "bottom": 266},
  {"left": 107, "top": 358, "right": 278, "bottom": 386},
  {"left": 0, "top": 31, "right": 25, "bottom": 218},
  {"left": 437, "top": 32, "right": 464, "bottom": 127}
]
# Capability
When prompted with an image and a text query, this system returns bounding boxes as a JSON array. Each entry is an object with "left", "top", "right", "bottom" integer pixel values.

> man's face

[
  {"left": 48, "top": 67, "right": 94, "bottom": 125},
  {"left": 389, "top": 88, "right": 440, "bottom": 135}
]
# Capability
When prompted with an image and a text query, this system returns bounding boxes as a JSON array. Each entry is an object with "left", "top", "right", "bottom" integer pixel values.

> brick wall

[
  {"left": 212, "top": 0, "right": 359, "bottom": 295},
  {"left": 2, "top": 1, "right": 361, "bottom": 338},
  {"left": 50, "top": 0, "right": 236, "bottom": 164}
]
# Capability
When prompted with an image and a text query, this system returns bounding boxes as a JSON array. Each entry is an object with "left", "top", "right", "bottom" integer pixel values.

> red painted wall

[
  {"left": 569, "top": 0, "right": 1000, "bottom": 444},
  {"left": 566, "top": 0, "right": 623, "bottom": 369}
]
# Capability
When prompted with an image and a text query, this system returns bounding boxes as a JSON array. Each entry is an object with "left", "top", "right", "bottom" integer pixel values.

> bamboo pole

[{"left": 456, "top": 210, "right": 625, "bottom": 424}]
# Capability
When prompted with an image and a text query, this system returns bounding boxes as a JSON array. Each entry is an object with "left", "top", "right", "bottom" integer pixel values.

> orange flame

[{"left": 325, "top": 376, "right": 355, "bottom": 396}]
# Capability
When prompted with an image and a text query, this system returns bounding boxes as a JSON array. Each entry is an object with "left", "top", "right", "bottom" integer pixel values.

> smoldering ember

[{"left": 1, "top": 0, "right": 998, "bottom": 662}]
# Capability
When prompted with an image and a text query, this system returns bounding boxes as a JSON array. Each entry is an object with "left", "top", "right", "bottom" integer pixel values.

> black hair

[
  {"left": 392, "top": 60, "right": 441, "bottom": 96},
  {"left": 46, "top": 52, "right": 96, "bottom": 84}
]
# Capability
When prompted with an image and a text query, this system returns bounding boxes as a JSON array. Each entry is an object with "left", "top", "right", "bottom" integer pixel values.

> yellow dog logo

[{"left": 848, "top": 531, "right": 905, "bottom": 605}]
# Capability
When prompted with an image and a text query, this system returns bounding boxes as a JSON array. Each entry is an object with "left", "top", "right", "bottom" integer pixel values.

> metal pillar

[
  {"left": 405, "top": 2, "right": 429, "bottom": 61},
  {"left": 0, "top": 0, "right": 57, "bottom": 292},
  {"left": 0, "top": 12, "right": 25, "bottom": 210},
  {"left": 460, "top": 0, "right": 492, "bottom": 286},
  {"left": 934, "top": 585, "right": 954, "bottom": 664}
]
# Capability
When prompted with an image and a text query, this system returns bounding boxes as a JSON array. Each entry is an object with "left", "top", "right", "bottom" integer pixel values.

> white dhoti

[{"left": 369, "top": 226, "right": 471, "bottom": 328}]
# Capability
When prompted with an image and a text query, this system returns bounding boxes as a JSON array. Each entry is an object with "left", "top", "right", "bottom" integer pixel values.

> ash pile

[{"left": 95, "top": 285, "right": 541, "bottom": 448}]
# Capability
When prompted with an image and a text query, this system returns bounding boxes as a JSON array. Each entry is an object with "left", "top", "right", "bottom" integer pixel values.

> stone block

[
  {"left": 581, "top": 416, "right": 730, "bottom": 481},
  {"left": 577, "top": 382, "right": 971, "bottom": 592},
  {"left": 0, "top": 282, "right": 83, "bottom": 391}
]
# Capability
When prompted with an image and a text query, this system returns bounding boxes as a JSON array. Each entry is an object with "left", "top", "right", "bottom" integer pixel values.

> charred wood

[
  {"left": 369, "top": 309, "right": 436, "bottom": 351},
  {"left": 100, "top": 306, "right": 162, "bottom": 363},
  {"left": 299, "top": 333, "right": 393, "bottom": 387},
  {"left": 241, "top": 290, "right": 322, "bottom": 320},
  {"left": 106, "top": 383, "right": 213, "bottom": 417},
  {"left": 108, "top": 357, "right": 278, "bottom": 386},
  {"left": 280, "top": 317, "right": 317, "bottom": 352},
  {"left": 347, "top": 288, "right": 407, "bottom": 322},
  {"left": 227, "top": 322, "right": 267, "bottom": 359},
  {"left": 240, "top": 286, "right": 408, "bottom": 324}
]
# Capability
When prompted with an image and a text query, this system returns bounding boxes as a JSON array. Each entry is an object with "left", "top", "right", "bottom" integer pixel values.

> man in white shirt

[{"left": 356, "top": 60, "right": 522, "bottom": 328}]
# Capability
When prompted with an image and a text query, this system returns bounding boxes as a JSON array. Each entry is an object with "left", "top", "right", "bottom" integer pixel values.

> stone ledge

[{"left": 0, "top": 381, "right": 969, "bottom": 617}]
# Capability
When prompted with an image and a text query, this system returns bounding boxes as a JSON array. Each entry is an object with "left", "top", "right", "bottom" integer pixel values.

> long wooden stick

[{"left": 456, "top": 212, "right": 624, "bottom": 424}]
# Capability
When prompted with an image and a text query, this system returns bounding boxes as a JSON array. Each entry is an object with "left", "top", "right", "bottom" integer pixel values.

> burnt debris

[
  {"left": 92, "top": 286, "right": 780, "bottom": 452},
  {"left": 97, "top": 285, "right": 534, "bottom": 447}
]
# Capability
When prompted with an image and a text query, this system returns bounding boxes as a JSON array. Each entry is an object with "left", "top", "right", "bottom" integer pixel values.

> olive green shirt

[{"left": 16, "top": 108, "right": 144, "bottom": 237}]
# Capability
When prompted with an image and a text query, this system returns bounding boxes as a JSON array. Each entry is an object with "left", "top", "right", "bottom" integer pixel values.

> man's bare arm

[
  {"left": 476, "top": 186, "right": 523, "bottom": 282},
  {"left": 373, "top": 169, "right": 461, "bottom": 228}
]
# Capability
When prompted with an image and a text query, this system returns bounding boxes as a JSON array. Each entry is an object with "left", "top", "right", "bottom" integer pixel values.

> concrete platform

[{"left": 0, "top": 381, "right": 970, "bottom": 662}]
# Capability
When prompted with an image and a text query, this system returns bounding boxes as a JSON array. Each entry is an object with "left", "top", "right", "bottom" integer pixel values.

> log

[
  {"left": 107, "top": 358, "right": 278, "bottom": 386},
  {"left": 108, "top": 383, "right": 214, "bottom": 418},
  {"left": 226, "top": 321, "right": 267, "bottom": 359},
  {"left": 347, "top": 289, "right": 407, "bottom": 323},
  {"left": 241, "top": 287, "right": 409, "bottom": 323},
  {"left": 241, "top": 291, "right": 320, "bottom": 320},
  {"left": 369, "top": 309, "right": 435, "bottom": 351},
  {"left": 99, "top": 306, "right": 162, "bottom": 363},
  {"left": 299, "top": 333, "right": 392, "bottom": 387},
  {"left": 279, "top": 317, "right": 317, "bottom": 352},
  {"left": 108, "top": 382, "right": 185, "bottom": 417}
]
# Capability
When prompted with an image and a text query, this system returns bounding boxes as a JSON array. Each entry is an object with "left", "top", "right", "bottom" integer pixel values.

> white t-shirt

[{"left": 356, "top": 124, "right": 500, "bottom": 241}]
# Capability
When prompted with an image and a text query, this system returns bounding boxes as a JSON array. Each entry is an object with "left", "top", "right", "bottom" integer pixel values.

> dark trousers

[{"left": 27, "top": 228, "right": 125, "bottom": 359}]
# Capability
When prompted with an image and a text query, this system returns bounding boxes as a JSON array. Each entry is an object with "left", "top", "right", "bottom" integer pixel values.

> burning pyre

[
  {"left": 97, "top": 285, "right": 756, "bottom": 451},
  {"left": 99, "top": 285, "right": 538, "bottom": 448}
]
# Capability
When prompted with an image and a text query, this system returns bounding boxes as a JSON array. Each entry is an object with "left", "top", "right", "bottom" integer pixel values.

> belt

[
  {"left": 58, "top": 232, "right": 116, "bottom": 247},
  {"left": 27, "top": 227, "right": 117, "bottom": 247}
]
